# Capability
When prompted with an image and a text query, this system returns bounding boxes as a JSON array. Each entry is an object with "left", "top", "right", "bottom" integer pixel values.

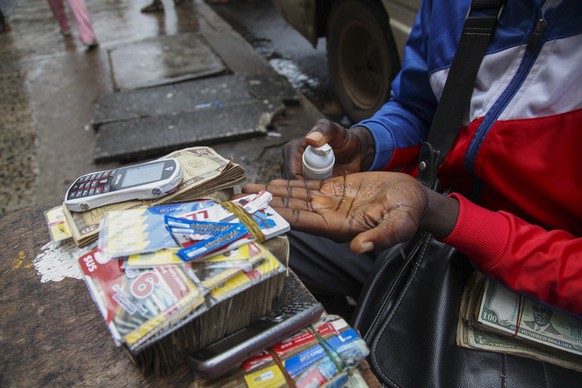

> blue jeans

[{"left": 287, "top": 230, "right": 376, "bottom": 320}]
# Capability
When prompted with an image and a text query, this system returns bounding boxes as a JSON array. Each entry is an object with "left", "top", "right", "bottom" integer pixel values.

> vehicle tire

[{"left": 326, "top": 0, "right": 400, "bottom": 123}]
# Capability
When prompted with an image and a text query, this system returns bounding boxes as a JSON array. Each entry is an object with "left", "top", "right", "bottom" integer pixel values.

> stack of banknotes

[{"left": 458, "top": 272, "right": 582, "bottom": 372}]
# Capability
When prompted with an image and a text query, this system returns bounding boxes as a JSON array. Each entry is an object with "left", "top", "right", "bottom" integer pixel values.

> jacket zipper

[{"left": 463, "top": 18, "right": 548, "bottom": 178}]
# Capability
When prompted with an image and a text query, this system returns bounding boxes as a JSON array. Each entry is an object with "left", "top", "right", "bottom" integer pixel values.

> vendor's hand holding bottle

[{"left": 281, "top": 119, "right": 375, "bottom": 179}]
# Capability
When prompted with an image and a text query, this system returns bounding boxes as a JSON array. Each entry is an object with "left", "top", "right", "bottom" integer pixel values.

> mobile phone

[
  {"left": 64, "top": 158, "right": 182, "bottom": 212},
  {"left": 189, "top": 302, "right": 325, "bottom": 379}
]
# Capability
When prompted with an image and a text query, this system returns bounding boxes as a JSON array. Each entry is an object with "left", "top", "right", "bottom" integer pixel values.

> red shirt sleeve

[{"left": 441, "top": 193, "right": 582, "bottom": 317}]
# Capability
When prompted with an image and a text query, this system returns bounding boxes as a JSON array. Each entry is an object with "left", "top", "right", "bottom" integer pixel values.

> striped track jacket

[{"left": 357, "top": 0, "right": 582, "bottom": 316}]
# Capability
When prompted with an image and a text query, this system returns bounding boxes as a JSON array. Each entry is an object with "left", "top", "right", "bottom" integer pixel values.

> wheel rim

[{"left": 337, "top": 21, "right": 388, "bottom": 111}]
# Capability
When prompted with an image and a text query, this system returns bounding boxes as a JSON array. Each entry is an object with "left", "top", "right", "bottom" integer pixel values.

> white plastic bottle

[{"left": 302, "top": 143, "right": 335, "bottom": 179}]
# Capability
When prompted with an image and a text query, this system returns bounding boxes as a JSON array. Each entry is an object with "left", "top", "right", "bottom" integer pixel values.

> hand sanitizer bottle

[{"left": 302, "top": 143, "right": 335, "bottom": 179}]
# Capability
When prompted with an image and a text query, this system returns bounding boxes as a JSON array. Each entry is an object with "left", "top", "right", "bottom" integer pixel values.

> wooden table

[{"left": 0, "top": 203, "right": 380, "bottom": 387}]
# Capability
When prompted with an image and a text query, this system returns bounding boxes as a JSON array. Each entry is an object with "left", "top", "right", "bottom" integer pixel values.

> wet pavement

[
  {"left": 0, "top": 0, "right": 325, "bottom": 217},
  {"left": 206, "top": 0, "right": 342, "bottom": 118}
]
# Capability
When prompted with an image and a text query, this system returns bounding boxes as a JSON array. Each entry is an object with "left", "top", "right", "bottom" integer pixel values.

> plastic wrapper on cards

[
  {"left": 125, "top": 242, "right": 279, "bottom": 296},
  {"left": 192, "top": 315, "right": 370, "bottom": 388},
  {"left": 96, "top": 193, "right": 289, "bottom": 263},
  {"left": 77, "top": 247, "right": 207, "bottom": 352},
  {"left": 96, "top": 201, "right": 217, "bottom": 262},
  {"left": 77, "top": 241, "right": 286, "bottom": 354}
]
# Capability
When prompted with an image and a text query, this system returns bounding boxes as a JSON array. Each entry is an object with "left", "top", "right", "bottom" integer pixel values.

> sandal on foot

[
  {"left": 86, "top": 41, "right": 99, "bottom": 51},
  {"left": 141, "top": 3, "right": 164, "bottom": 13}
]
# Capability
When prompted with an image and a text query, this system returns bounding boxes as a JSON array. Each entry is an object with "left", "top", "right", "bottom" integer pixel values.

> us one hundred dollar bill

[
  {"left": 478, "top": 276, "right": 582, "bottom": 357},
  {"left": 460, "top": 272, "right": 582, "bottom": 362},
  {"left": 456, "top": 317, "right": 582, "bottom": 373}
]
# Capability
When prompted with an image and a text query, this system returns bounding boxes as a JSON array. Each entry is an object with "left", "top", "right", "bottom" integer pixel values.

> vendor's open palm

[{"left": 243, "top": 172, "right": 428, "bottom": 254}]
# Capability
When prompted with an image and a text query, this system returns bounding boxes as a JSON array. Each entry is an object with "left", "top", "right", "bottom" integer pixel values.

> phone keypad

[{"left": 68, "top": 169, "right": 116, "bottom": 200}]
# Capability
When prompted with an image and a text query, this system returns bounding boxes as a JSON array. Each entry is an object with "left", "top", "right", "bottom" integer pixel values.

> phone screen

[{"left": 121, "top": 162, "right": 165, "bottom": 188}]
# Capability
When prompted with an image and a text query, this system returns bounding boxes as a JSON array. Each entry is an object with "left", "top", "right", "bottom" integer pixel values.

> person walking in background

[
  {"left": 0, "top": 0, "right": 16, "bottom": 34},
  {"left": 0, "top": 8, "right": 10, "bottom": 33},
  {"left": 141, "top": 0, "right": 182, "bottom": 13},
  {"left": 47, "top": 0, "right": 98, "bottom": 50}
]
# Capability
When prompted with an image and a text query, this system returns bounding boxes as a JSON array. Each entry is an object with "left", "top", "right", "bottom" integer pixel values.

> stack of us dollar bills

[
  {"left": 63, "top": 147, "right": 246, "bottom": 247},
  {"left": 458, "top": 272, "right": 582, "bottom": 372}
]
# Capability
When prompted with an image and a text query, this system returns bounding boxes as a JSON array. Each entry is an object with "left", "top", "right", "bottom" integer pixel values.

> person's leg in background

[
  {"left": 66, "top": 0, "right": 98, "bottom": 49},
  {"left": 141, "top": 0, "right": 183, "bottom": 13},
  {"left": 0, "top": 9, "right": 10, "bottom": 33},
  {"left": 141, "top": 0, "right": 164, "bottom": 13},
  {"left": 46, "top": 0, "right": 72, "bottom": 36}
]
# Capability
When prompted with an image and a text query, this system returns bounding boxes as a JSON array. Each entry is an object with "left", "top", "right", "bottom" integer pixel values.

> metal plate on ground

[
  {"left": 94, "top": 99, "right": 279, "bottom": 163},
  {"left": 92, "top": 75, "right": 272, "bottom": 129},
  {"left": 108, "top": 33, "right": 226, "bottom": 90}
]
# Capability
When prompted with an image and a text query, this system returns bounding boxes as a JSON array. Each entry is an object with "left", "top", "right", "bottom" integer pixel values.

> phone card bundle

[{"left": 192, "top": 315, "right": 371, "bottom": 388}]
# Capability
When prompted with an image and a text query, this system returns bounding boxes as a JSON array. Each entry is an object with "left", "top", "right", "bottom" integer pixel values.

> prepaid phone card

[
  {"left": 242, "top": 315, "right": 349, "bottom": 372},
  {"left": 172, "top": 192, "right": 290, "bottom": 262},
  {"left": 243, "top": 328, "right": 369, "bottom": 388},
  {"left": 189, "top": 242, "right": 268, "bottom": 290},
  {"left": 126, "top": 248, "right": 183, "bottom": 268},
  {"left": 98, "top": 200, "right": 217, "bottom": 260},
  {"left": 124, "top": 242, "right": 266, "bottom": 290},
  {"left": 77, "top": 247, "right": 205, "bottom": 348},
  {"left": 176, "top": 192, "right": 290, "bottom": 241},
  {"left": 44, "top": 206, "right": 72, "bottom": 242}
]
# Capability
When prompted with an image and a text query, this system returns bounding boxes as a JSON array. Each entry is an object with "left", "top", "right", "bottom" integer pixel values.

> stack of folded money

[
  {"left": 457, "top": 272, "right": 582, "bottom": 372},
  {"left": 63, "top": 147, "right": 246, "bottom": 247}
]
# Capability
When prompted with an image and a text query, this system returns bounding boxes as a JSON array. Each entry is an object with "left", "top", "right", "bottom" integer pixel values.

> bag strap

[
  {"left": 417, "top": 0, "right": 505, "bottom": 189},
  {"left": 352, "top": 0, "right": 507, "bottom": 338}
]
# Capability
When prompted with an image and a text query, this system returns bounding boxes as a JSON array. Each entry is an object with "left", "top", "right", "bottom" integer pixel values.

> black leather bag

[
  {"left": 352, "top": 0, "right": 582, "bottom": 385},
  {"left": 352, "top": 233, "right": 582, "bottom": 386}
]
